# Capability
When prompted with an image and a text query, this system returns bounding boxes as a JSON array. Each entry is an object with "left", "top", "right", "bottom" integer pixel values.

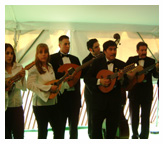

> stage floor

[{"left": 24, "top": 123, "right": 159, "bottom": 139}]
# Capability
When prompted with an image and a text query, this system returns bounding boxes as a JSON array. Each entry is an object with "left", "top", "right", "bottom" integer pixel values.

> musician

[
  {"left": 82, "top": 38, "right": 101, "bottom": 138},
  {"left": 84, "top": 40, "right": 129, "bottom": 139},
  {"left": 49, "top": 35, "right": 81, "bottom": 139},
  {"left": 5, "top": 43, "right": 26, "bottom": 139},
  {"left": 27, "top": 43, "right": 68, "bottom": 139},
  {"left": 126, "top": 42, "right": 159, "bottom": 139}
]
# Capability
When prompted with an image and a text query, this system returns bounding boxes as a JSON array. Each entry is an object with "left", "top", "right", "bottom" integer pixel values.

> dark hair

[
  {"left": 35, "top": 43, "right": 50, "bottom": 74},
  {"left": 86, "top": 39, "right": 98, "bottom": 50},
  {"left": 136, "top": 42, "right": 148, "bottom": 50},
  {"left": 59, "top": 35, "right": 69, "bottom": 42},
  {"left": 5, "top": 43, "right": 16, "bottom": 65},
  {"left": 103, "top": 40, "right": 117, "bottom": 51}
]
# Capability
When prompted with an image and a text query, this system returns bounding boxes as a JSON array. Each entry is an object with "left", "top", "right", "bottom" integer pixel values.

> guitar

[
  {"left": 5, "top": 61, "right": 35, "bottom": 91},
  {"left": 97, "top": 63, "right": 135, "bottom": 93},
  {"left": 46, "top": 53, "right": 104, "bottom": 99},
  {"left": 125, "top": 63, "right": 157, "bottom": 90},
  {"left": 45, "top": 67, "right": 75, "bottom": 99},
  {"left": 58, "top": 53, "right": 104, "bottom": 88}
]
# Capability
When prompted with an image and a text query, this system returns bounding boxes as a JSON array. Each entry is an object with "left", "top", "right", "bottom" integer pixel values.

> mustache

[
  {"left": 142, "top": 54, "right": 146, "bottom": 56},
  {"left": 110, "top": 54, "right": 116, "bottom": 57}
]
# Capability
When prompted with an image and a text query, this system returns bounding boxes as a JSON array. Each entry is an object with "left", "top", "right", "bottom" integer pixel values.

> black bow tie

[
  {"left": 61, "top": 54, "right": 69, "bottom": 58},
  {"left": 138, "top": 58, "right": 145, "bottom": 61},
  {"left": 107, "top": 61, "right": 114, "bottom": 65}
]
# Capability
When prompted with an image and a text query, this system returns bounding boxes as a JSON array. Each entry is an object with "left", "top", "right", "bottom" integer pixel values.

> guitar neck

[
  {"left": 75, "top": 53, "right": 104, "bottom": 73},
  {"left": 137, "top": 63, "right": 156, "bottom": 76},
  {"left": 8, "top": 61, "right": 35, "bottom": 83},
  {"left": 75, "top": 59, "right": 94, "bottom": 72},
  {"left": 55, "top": 73, "right": 69, "bottom": 86},
  {"left": 108, "top": 64, "right": 135, "bottom": 79}
]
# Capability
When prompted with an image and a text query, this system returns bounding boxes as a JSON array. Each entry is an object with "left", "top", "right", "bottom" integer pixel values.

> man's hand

[
  {"left": 50, "top": 85, "right": 58, "bottom": 93},
  {"left": 118, "top": 70, "right": 124, "bottom": 80},
  {"left": 127, "top": 65, "right": 143, "bottom": 80}
]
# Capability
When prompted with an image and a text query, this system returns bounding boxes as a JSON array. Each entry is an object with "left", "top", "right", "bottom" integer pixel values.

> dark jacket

[
  {"left": 49, "top": 51, "right": 81, "bottom": 107},
  {"left": 84, "top": 56, "right": 126, "bottom": 110},
  {"left": 126, "top": 55, "right": 158, "bottom": 101}
]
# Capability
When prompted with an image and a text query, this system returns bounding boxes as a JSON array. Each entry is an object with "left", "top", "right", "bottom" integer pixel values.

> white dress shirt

[
  {"left": 5, "top": 62, "right": 26, "bottom": 110},
  {"left": 106, "top": 58, "right": 114, "bottom": 72},
  {"left": 138, "top": 59, "right": 145, "bottom": 67},
  {"left": 27, "top": 63, "right": 69, "bottom": 106},
  {"left": 60, "top": 51, "right": 75, "bottom": 91}
]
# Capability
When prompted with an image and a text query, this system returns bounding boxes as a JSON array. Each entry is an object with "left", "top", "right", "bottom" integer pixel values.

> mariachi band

[{"left": 5, "top": 34, "right": 159, "bottom": 139}]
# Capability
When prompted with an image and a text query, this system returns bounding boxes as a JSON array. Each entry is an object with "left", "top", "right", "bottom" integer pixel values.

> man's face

[
  {"left": 104, "top": 46, "right": 117, "bottom": 61},
  {"left": 137, "top": 46, "right": 147, "bottom": 58},
  {"left": 59, "top": 38, "right": 70, "bottom": 54},
  {"left": 89, "top": 42, "right": 100, "bottom": 56}
]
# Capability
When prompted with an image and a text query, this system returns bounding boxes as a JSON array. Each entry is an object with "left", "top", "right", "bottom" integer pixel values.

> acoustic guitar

[
  {"left": 58, "top": 53, "right": 104, "bottom": 88},
  {"left": 97, "top": 63, "right": 135, "bottom": 93},
  {"left": 5, "top": 61, "right": 35, "bottom": 91},
  {"left": 125, "top": 63, "right": 157, "bottom": 90},
  {"left": 45, "top": 67, "right": 75, "bottom": 99}
]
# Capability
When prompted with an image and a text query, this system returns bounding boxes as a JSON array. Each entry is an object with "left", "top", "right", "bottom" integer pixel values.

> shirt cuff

[{"left": 97, "top": 79, "right": 101, "bottom": 85}]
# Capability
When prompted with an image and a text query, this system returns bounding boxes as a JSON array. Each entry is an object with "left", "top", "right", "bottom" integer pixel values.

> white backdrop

[{"left": 5, "top": 29, "right": 159, "bottom": 66}]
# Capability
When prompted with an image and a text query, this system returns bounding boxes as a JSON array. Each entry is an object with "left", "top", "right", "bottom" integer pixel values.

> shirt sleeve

[{"left": 27, "top": 68, "right": 51, "bottom": 102}]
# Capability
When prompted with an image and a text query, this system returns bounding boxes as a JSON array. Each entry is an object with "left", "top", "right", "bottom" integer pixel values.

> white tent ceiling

[{"left": 5, "top": 5, "right": 159, "bottom": 33}]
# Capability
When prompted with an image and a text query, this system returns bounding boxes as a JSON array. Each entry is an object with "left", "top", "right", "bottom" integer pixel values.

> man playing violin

[
  {"left": 126, "top": 42, "right": 159, "bottom": 139},
  {"left": 49, "top": 35, "right": 81, "bottom": 139},
  {"left": 84, "top": 40, "right": 132, "bottom": 139}
]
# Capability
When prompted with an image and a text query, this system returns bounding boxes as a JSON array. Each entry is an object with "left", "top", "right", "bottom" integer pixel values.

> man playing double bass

[
  {"left": 82, "top": 38, "right": 101, "bottom": 138},
  {"left": 126, "top": 42, "right": 159, "bottom": 139}
]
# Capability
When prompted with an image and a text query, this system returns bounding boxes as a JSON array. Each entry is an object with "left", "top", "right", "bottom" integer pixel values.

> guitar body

[
  {"left": 5, "top": 61, "right": 35, "bottom": 91},
  {"left": 58, "top": 64, "right": 82, "bottom": 87},
  {"left": 45, "top": 80, "right": 62, "bottom": 99},
  {"left": 96, "top": 70, "right": 116, "bottom": 93},
  {"left": 5, "top": 78, "right": 14, "bottom": 91},
  {"left": 125, "top": 72, "right": 145, "bottom": 91}
]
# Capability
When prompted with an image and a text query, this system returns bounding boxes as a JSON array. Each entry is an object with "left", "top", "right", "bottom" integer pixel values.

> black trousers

[
  {"left": 129, "top": 99, "right": 152, "bottom": 139},
  {"left": 33, "top": 104, "right": 62, "bottom": 139},
  {"left": 84, "top": 86, "right": 92, "bottom": 138},
  {"left": 91, "top": 102, "right": 121, "bottom": 139},
  {"left": 5, "top": 106, "right": 24, "bottom": 139},
  {"left": 58, "top": 91, "right": 80, "bottom": 139}
]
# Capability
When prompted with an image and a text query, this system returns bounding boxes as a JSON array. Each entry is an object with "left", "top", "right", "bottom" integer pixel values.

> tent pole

[{"left": 18, "top": 30, "right": 45, "bottom": 63}]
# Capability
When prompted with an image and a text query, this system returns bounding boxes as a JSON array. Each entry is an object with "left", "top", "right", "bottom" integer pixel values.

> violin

[{"left": 5, "top": 61, "right": 35, "bottom": 91}]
